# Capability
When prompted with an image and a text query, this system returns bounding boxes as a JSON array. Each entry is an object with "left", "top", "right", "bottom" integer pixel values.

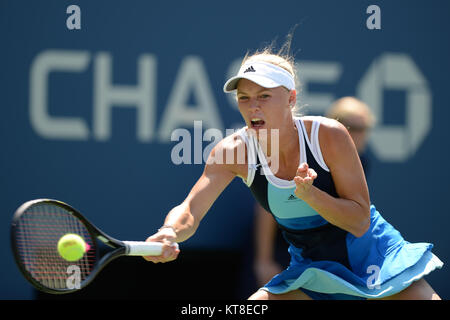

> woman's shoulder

[
  {"left": 296, "top": 115, "right": 345, "bottom": 131},
  {"left": 296, "top": 115, "right": 334, "bottom": 125},
  {"left": 295, "top": 115, "right": 347, "bottom": 141},
  {"left": 206, "top": 130, "right": 248, "bottom": 164},
  {"left": 306, "top": 116, "right": 355, "bottom": 162},
  {"left": 204, "top": 130, "right": 248, "bottom": 179},
  {"left": 222, "top": 129, "right": 248, "bottom": 150}
]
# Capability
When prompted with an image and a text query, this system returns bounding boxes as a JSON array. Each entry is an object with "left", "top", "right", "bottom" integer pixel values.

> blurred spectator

[{"left": 326, "top": 96, "right": 375, "bottom": 175}]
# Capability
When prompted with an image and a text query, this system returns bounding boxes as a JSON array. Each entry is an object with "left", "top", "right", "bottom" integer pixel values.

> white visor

[{"left": 223, "top": 60, "right": 295, "bottom": 93}]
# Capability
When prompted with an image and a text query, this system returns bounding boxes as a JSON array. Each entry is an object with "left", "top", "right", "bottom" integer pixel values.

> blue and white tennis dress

[{"left": 237, "top": 116, "right": 443, "bottom": 299}]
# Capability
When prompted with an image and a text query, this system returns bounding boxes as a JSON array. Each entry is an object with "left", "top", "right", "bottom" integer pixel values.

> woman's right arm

[{"left": 143, "top": 134, "right": 245, "bottom": 263}]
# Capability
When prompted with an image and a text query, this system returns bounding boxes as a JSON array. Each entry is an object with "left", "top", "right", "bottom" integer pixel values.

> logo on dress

[{"left": 248, "top": 163, "right": 262, "bottom": 170}]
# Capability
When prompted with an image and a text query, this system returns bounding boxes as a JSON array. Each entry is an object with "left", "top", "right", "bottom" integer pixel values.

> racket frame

[{"left": 11, "top": 199, "right": 129, "bottom": 294}]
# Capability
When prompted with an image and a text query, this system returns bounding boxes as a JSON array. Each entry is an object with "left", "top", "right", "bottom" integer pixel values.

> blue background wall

[{"left": 1, "top": 0, "right": 449, "bottom": 299}]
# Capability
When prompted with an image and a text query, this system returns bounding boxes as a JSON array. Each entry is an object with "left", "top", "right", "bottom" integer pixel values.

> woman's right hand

[{"left": 142, "top": 227, "right": 180, "bottom": 263}]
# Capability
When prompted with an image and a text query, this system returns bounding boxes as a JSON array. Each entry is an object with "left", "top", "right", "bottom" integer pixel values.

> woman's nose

[{"left": 248, "top": 98, "right": 260, "bottom": 110}]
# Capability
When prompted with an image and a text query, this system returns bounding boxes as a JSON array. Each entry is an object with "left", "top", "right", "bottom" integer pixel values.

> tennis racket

[{"left": 10, "top": 198, "right": 178, "bottom": 294}]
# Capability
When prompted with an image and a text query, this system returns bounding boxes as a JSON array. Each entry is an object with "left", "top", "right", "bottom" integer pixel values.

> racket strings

[{"left": 14, "top": 203, "right": 96, "bottom": 290}]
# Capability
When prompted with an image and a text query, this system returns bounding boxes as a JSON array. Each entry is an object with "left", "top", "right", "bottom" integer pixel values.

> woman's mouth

[{"left": 250, "top": 118, "right": 265, "bottom": 129}]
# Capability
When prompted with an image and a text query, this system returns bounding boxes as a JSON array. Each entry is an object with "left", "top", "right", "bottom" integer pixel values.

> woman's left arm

[{"left": 294, "top": 118, "right": 371, "bottom": 237}]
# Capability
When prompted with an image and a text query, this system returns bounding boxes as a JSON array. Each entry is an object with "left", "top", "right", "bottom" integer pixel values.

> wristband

[{"left": 158, "top": 224, "right": 177, "bottom": 234}]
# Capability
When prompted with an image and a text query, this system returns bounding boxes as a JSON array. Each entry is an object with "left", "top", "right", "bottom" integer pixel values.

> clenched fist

[{"left": 293, "top": 162, "right": 317, "bottom": 199}]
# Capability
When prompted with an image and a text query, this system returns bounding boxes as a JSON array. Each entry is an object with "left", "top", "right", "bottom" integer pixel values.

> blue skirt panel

[{"left": 263, "top": 205, "right": 443, "bottom": 299}]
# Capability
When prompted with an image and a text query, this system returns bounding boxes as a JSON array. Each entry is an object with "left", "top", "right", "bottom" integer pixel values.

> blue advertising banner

[{"left": 1, "top": 0, "right": 449, "bottom": 299}]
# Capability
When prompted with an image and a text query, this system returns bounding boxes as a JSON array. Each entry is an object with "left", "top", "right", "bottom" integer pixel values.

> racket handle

[{"left": 123, "top": 241, "right": 179, "bottom": 256}]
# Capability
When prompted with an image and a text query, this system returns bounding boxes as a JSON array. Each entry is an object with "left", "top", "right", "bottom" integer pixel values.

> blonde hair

[
  {"left": 327, "top": 97, "right": 376, "bottom": 128},
  {"left": 240, "top": 33, "right": 302, "bottom": 116}
]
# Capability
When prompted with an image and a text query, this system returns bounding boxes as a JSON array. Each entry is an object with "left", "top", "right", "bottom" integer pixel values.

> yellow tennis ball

[{"left": 57, "top": 233, "right": 86, "bottom": 262}]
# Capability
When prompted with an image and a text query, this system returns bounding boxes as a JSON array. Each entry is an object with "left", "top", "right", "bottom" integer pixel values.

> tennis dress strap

[
  {"left": 235, "top": 128, "right": 258, "bottom": 187},
  {"left": 297, "top": 117, "right": 330, "bottom": 172},
  {"left": 237, "top": 116, "right": 330, "bottom": 187}
]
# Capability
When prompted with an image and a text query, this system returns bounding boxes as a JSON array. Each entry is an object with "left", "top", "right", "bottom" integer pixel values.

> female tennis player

[
  {"left": 252, "top": 96, "right": 376, "bottom": 290},
  {"left": 143, "top": 45, "right": 443, "bottom": 300}
]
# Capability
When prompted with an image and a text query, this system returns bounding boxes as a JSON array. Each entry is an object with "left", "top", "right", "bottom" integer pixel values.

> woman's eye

[
  {"left": 259, "top": 94, "right": 270, "bottom": 100},
  {"left": 238, "top": 96, "right": 249, "bottom": 101}
]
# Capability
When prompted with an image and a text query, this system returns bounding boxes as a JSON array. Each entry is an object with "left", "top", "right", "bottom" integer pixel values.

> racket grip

[{"left": 123, "top": 241, "right": 179, "bottom": 256}]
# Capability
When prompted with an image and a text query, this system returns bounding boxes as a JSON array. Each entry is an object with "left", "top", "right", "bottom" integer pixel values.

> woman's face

[{"left": 236, "top": 78, "right": 295, "bottom": 133}]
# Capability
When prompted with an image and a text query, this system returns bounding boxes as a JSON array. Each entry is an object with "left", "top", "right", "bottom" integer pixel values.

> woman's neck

[{"left": 257, "top": 117, "right": 299, "bottom": 177}]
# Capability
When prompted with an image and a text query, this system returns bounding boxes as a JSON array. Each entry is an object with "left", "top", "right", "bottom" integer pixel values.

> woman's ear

[{"left": 289, "top": 89, "right": 297, "bottom": 107}]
